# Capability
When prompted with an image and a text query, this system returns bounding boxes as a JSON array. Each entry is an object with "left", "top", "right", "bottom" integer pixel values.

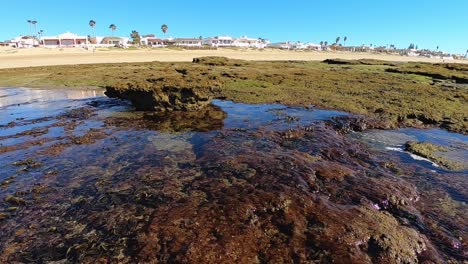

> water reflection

[
  {"left": 0, "top": 87, "right": 105, "bottom": 125},
  {"left": 143, "top": 104, "right": 227, "bottom": 132},
  {"left": 0, "top": 87, "right": 104, "bottom": 107}
]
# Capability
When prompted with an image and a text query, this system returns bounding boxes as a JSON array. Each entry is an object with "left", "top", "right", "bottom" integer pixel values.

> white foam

[
  {"left": 385, "top": 146, "right": 440, "bottom": 168},
  {"left": 408, "top": 153, "right": 440, "bottom": 167}
]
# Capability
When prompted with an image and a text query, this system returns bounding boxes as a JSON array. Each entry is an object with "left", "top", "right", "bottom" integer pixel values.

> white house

[
  {"left": 141, "top": 36, "right": 165, "bottom": 47},
  {"left": 174, "top": 38, "right": 202, "bottom": 47},
  {"left": 292, "top": 42, "right": 309, "bottom": 50},
  {"left": 100, "top": 37, "right": 129, "bottom": 47},
  {"left": 42, "top": 32, "right": 87, "bottom": 48},
  {"left": 233, "top": 36, "right": 268, "bottom": 49},
  {"left": 8, "top": 36, "right": 38, "bottom": 48},
  {"left": 203, "top": 36, "right": 235, "bottom": 47},
  {"left": 307, "top": 43, "right": 322, "bottom": 51},
  {"left": 268, "top": 42, "right": 293, "bottom": 49}
]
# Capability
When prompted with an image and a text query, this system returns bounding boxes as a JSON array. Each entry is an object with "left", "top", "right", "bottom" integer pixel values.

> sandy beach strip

[{"left": 0, "top": 47, "right": 466, "bottom": 69}]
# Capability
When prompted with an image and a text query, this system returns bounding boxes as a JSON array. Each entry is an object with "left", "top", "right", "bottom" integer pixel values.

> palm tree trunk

[{"left": 33, "top": 24, "right": 37, "bottom": 45}]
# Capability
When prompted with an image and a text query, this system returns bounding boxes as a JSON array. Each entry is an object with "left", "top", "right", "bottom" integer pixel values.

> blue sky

[{"left": 1, "top": 0, "right": 467, "bottom": 54}]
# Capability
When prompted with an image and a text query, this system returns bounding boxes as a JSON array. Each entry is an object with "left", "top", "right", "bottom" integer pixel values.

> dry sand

[{"left": 0, "top": 46, "right": 466, "bottom": 69}]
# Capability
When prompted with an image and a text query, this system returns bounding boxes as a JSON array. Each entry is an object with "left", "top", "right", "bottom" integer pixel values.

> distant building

[
  {"left": 293, "top": 42, "right": 309, "bottom": 50},
  {"left": 174, "top": 38, "right": 202, "bottom": 47},
  {"left": 307, "top": 43, "right": 322, "bottom": 51},
  {"left": 268, "top": 42, "right": 293, "bottom": 49},
  {"left": 8, "top": 36, "right": 38, "bottom": 48},
  {"left": 203, "top": 36, "right": 234, "bottom": 47},
  {"left": 42, "top": 32, "right": 87, "bottom": 48},
  {"left": 141, "top": 37, "right": 165, "bottom": 47},
  {"left": 100, "top": 37, "right": 127, "bottom": 45},
  {"left": 233, "top": 36, "right": 267, "bottom": 49}
]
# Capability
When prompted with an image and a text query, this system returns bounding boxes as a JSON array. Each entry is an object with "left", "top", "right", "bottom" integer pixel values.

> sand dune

[{"left": 0, "top": 47, "right": 466, "bottom": 69}]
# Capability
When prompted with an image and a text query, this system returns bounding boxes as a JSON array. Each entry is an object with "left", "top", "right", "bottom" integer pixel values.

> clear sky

[{"left": 1, "top": 0, "right": 467, "bottom": 54}]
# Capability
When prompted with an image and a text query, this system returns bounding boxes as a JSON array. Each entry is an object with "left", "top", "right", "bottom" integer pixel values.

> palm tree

[
  {"left": 161, "top": 24, "right": 168, "bottom": 38},
  {"left": 89, "top": 20, "right": 96, "bottom": 37},
  {"left": 131, "top": 30, "right": 141, "bottom": 46},
  {"left": 320, "top": 41, "right": 324, "bottom": 46},
  {"left": 38, "top": 29, "right": 44, "bottom": 45},
  {"left": 31, "top": 20, "right": 38, "bottom": 38},
  {"left": 335, "top": 36, "right": 340, "bottom": 45},
  {"left": 436, "top": 46, "right": 439, "bottom": 51},
  {"left": 109, "top": 24, "right": 117, "bottom": 36},
  {"left": 324, "top": 41, "right": 328, "bottom": 46},
  {"left": 27, "top": 20, "right": 32, "bottom": 36},
  {"left": 343, "top": 36, "right": 348, "bottom": 46}
]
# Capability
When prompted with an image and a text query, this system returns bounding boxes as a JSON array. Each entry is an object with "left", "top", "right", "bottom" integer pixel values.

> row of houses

[
  {"left": 4, "top": 32, "right": 270, "bottom": 49},
  {"left": 3, "top": 33, "right": 465, "bottom": 59},
  {"left": 142, "top": 36, "right": 270, "bottom": 49},
  {"left": 5, "top": 32, "right": 130, "bottom": 48}
]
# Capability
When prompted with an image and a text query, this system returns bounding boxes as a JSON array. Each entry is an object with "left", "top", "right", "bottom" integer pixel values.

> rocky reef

[{"left": 1, "top": 57, "right": 467, "bottom": 132}]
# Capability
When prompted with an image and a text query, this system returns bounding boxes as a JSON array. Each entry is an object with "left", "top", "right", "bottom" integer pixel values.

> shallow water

[
  {"left": 355, "top": 128, "right": 468, "bottom": 173},
  {"left": 0, "top": 87, "right": 467, "bottom": 262}
]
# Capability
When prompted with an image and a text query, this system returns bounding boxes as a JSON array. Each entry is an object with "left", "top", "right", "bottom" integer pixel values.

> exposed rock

[
  {"left": 105, "top": 75, "right": 221, "bottom": 111},
  {"left": 405, "top": 141, "right": 464, "bottom": 170},
  {"left": 192, "top": 56, "right": 245, "bottom": 66}
]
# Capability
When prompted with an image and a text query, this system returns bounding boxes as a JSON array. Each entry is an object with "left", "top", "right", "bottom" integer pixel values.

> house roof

[
  {"left": 43, "top": 32, "right": 86, "bottom": 39},
  {"left": 174, "top": 38, "right": 201, "bottom": 42},
  {"left": 214, "top": 36, "right": 233, "bottom": 40},
  {"left": 101, "top": 37, "right": 124, "bottom": 41},
  {"left": 145, "top": 38, "right": 164, "bottom": 42}
]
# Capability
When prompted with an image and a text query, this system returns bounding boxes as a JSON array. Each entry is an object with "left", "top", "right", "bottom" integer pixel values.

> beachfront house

[
  {"left": 42, "top": 32, "right": 87, "bottom": 48},
  {"left": 8, "top": 36, "right": 39, "bottom": 48},
  {"left": 174, "top": 38, "right": 202, "bottom": 47},
  {"left": 292, "top": 42, "right": 309, "bottom": 50},
  {"left": 141, "top": 36, "right": 165, "bottom": 47},
  {"left": 268, "top": 42, "right": 293, "bottom": 49},
  {"left": 203, "top": 36, "right": 235, "bottom": 47},
  {"left": 88, "top": 36, "right": 129, "bottom": 47},
  {"left": 100, "top": 37, "right": 126, "bottom": 46},
  {"left": 307, "top": 43, "right": 322, "bottom": 51},
  {"left": 233, "top": 36, "right": 268, "bottom": 49}
]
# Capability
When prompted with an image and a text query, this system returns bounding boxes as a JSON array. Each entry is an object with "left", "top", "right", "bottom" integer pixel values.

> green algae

[{"left": 404, "top": 141, "right": 464, "bottom": 170}]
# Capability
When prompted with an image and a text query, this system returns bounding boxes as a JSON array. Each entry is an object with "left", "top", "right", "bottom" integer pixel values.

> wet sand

[{"left": 0, "top": 47, "right": 466, "bottom": 69}]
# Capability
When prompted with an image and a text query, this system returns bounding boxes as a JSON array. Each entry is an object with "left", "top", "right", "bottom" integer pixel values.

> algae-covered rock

[
  {"left": 405, "top": 141, "right": 464, "bottom": 170},
  {"left": 192, "top": 56, "right": 245, "bottom": 66},
  {"left": 105, "top": 74, "right": 221, "bottom": 112}
]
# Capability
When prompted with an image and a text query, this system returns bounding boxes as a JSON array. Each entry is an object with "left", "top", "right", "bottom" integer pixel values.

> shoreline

[{"left": 0, "top": 47, "right": 467, "bottom": 69}]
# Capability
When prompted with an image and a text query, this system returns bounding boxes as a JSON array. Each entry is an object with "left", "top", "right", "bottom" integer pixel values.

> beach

[{"left": 1, "top": 46, "right": 466, "bottom": 69}]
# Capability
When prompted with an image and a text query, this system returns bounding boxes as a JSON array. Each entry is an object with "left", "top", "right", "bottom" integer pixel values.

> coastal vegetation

[{"left": 0, "top": 57, "right": 465, "bottom": 133}]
